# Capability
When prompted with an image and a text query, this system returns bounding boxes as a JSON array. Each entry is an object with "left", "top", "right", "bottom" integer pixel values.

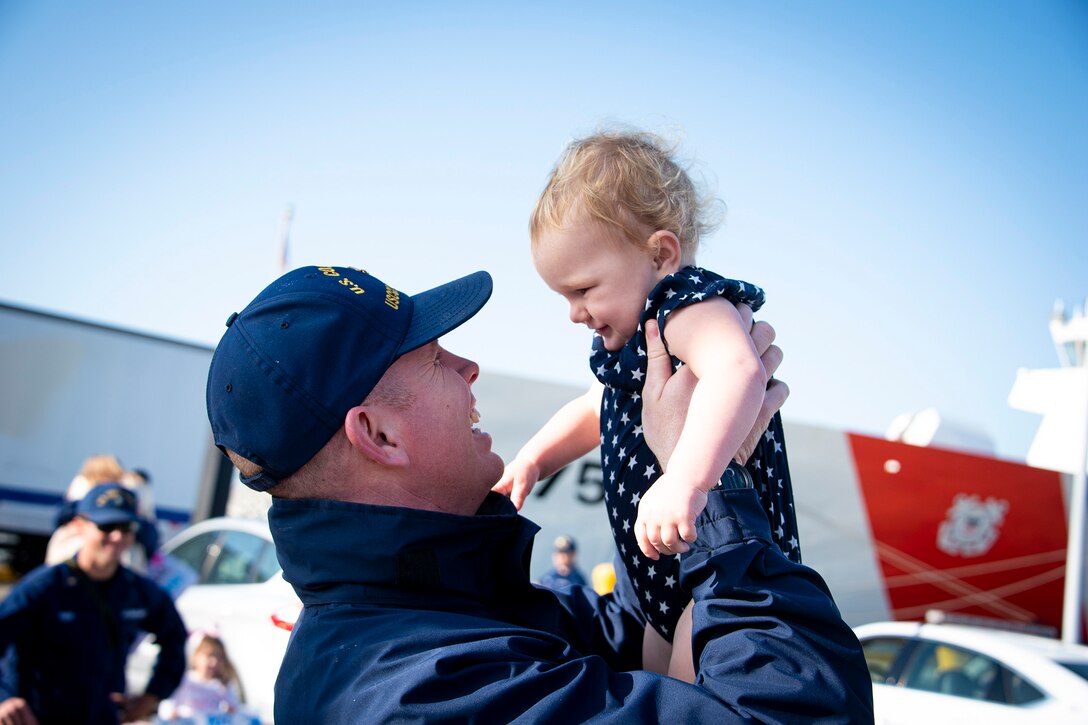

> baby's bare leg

[
  {"left": 666, "top": 601, "right": 696, "bottom": 683},
  {"left": 642, "top": 623, "right": 672, "bottom": 675}
]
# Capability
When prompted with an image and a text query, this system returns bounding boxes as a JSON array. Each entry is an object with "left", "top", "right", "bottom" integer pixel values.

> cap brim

[
  {"left": 398, "top": 271, "right": 493, "bottom": 355},
  {"left": 82, "top": 509, "right": 137, "bottom": 525}
]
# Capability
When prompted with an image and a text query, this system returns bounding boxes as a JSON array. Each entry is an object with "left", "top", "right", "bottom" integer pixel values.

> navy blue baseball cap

[
  {"left": 207, "top": 265, "right": 492, "bottom": 492},
  {"left": 77, "top": 483, "right": 139, "bottom": 525}
]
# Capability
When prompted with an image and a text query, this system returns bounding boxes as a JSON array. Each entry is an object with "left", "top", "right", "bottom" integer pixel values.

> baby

[{"left": 496, "top": 128, "right": 800, "bottom": 679}]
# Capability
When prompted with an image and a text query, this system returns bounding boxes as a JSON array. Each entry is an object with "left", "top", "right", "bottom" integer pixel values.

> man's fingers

[
  {"left": 761, "top": 344, "right": 784, "bottom": 380},
  {"left": 734, "top": 302, "right": 754, "bottom": 330},
  {"left": 750, "top": 320, "right": 776, "bottom": 355},
  {"left": 643, "top": 319, "right": 671, "bottom": 400},
  {"left": 734, "top": 379, "right": 790, "bottom": 466},
  {"left": 764, "top": 378, "right": 790, "bottom": 413}
]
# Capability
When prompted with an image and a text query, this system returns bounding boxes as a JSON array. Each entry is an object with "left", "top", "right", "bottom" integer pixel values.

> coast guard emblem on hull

[{"left": 937, "top": 494, "right": 1008, "bottom": 557}]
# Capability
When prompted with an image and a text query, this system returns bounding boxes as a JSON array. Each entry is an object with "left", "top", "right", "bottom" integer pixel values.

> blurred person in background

[
  {"left": 44, "top": 453, "right": 126, "bottom": 566},
  {"left": 537, "top": 534, "right": 588, "bottom": 594},
  {"left": 46, "top": 457, "right": 160, "bottom": 573},
  {"left": 0, "top": 483, "right": 186, "bottom": 724},
  {"left": 157, "top": 631, "right": 256, "bottom": 723}
]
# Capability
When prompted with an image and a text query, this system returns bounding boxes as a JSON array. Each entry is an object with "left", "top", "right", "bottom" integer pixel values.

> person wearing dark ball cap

[
  {"left": 206, "top": 264, "right": 871, "bottom": 723},
  {"left": 537, "top": 534, "right": 589, "bottom": 594},
  {"left": 0, "top": 483, "right": 186, "bottom": 724}
]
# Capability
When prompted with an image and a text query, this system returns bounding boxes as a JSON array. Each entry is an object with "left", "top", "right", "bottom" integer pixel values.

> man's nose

[{"left": 448, "top": 351, "right": 479, "bottom": 384}]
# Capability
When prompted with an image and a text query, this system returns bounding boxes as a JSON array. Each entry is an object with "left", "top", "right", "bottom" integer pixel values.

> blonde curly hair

[{"left": 530, "top": 128, "right": 723, "bottom": 259}]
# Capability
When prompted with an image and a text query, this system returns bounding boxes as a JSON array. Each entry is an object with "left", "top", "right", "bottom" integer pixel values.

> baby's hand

[
  {"left": 635, "top": 472, "right": 708, "bottom": 559},
  {"left": 492, "top": 457, "right": 540, "bottom": 510}
]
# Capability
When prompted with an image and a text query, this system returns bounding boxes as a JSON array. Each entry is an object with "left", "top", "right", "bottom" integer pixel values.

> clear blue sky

[{"left": 1, "top": 0, "right": 1085, "bottom": 460}]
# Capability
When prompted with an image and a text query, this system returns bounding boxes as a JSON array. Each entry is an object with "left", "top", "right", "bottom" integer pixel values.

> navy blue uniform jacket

[
  {"left": 0, "top": 560, "right": 186, "bottom": 724},
  {"left": 271, "top": 488, "right": 873, "bottom": 723}
]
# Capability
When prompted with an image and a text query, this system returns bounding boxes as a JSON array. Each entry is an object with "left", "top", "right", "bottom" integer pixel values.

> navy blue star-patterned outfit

[{"left": 592, "top": 265, "right": 802, "bottom": 640}]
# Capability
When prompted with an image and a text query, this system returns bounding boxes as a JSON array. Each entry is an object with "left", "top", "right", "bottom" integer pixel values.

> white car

[
  {"left": 855, "top": 619, "right": 1088, "bottom": 725},
  {"left": 127, "top": 517, "right": 300, "bottom": 725}
]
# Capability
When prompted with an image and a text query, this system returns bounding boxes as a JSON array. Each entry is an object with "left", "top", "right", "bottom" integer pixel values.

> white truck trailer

[{"left": 0, "top": 301, "right": 231, "bottom": 580}]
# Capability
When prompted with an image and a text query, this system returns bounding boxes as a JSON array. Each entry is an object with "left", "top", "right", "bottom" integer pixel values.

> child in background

[
  {"left": 158, "top": 632, "right": 245, "bottom": 723},
  {"left": 495, "top": 128, "right": 801, "bottom": 680}
]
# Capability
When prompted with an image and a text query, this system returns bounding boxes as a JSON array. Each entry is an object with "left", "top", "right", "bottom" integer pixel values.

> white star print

[
  {"left": 664, "top": 288, "right": 677, "bottom": 298},
  {"left": 620, "top": 412, "right": 629, "bottom": 425},
  {"left": 622, "top": 519, "right": 631, "bottom": 533},
  {"left": 633, "top": 424, "right": 643, "bottom": 437},
  {"left": 630, "top": 368, "right": 644, "bottom": 382},
  {"left": 659, "top": 601, "right": 669, "bottom": 614},
  {"left": 643, "top": 464, "right": 656, "bottom": 479},
  {"left": 631, "top": 492, "right": 641, "bottom": 506},
  {"left": 664, "top": 576, "right": 675, "bottom": 588}
]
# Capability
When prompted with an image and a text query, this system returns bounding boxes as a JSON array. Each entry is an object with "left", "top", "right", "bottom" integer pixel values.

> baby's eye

[{"left": 576, "top": 288, "right": 589, "bottom": 295}]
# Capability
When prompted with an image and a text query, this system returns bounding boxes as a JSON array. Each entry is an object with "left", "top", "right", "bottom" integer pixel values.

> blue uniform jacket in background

[
  {"left": 0, "top": 560, "right": 186, "bottom": 724},
  {"left": 271, "top": 489, "right": 873, "bottom": 723}
]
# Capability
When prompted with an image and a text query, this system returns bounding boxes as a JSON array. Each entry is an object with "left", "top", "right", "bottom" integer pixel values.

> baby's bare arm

[
  {"left": 644, "top": 309, "right": 786, "bottom": 467},
  {"left": 649, "top": 298, "right": 766, "bottom": 495},
  {"left": 637, "top": 303, "right": 788, "bottom": 557},
  {"left": 493, "top": 383, "right": 602, "bottom": 509}
]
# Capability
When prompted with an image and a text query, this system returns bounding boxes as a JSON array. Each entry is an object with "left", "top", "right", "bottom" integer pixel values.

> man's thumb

[{"left": 643, "top": 319, "right": 671, "bottom": 398}]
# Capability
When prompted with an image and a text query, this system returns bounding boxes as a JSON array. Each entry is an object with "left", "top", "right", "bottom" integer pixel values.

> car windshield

[{"left": 1058, "top": 661, "right": 1088, "bottom": 682}]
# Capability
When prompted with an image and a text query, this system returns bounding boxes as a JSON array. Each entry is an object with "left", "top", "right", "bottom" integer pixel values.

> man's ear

[
  {"left": 343, "top": 404, "right": 410, "bottom": 467},
  {"left": 648, "top": 230, "right": 682, "bottom": 275}
]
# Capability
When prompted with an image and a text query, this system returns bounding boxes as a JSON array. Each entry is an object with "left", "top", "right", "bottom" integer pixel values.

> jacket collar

[{"left": 269, "top": 492, "right": 542, "bottom": 614}]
